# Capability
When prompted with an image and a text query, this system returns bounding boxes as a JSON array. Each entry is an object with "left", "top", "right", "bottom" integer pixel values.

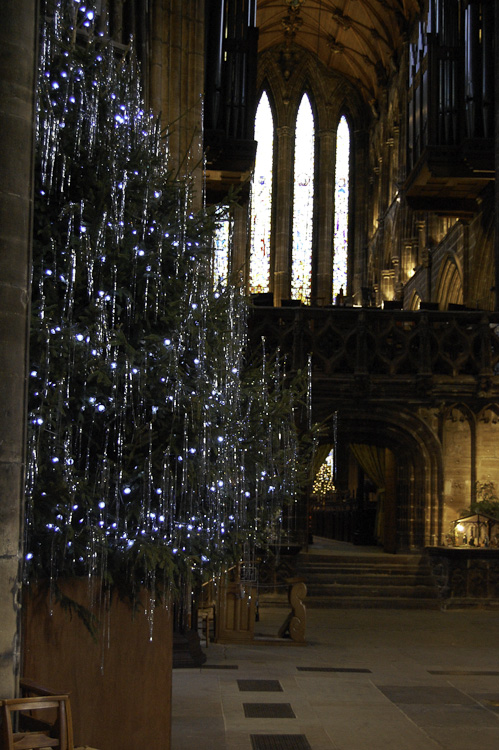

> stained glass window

[
  {"left": 249, "top": 91, "right": 274, "bottom": 294},
  {"left": 333, "top": 116, "right": 350, "bottom": 301},
  {"left": 213, "top": 214, "right": 230, "bottom": 288},
  {"left": 291, "top": 93, "right": 315, "bottom": 304}
]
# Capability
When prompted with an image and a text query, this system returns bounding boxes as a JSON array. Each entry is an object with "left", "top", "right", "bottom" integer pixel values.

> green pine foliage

[
  {"left": 26, "top": 0, "right": 306, "bottom": 610},
  {"left": 469, "top": 481, "right": 499, "bottom": 520}
]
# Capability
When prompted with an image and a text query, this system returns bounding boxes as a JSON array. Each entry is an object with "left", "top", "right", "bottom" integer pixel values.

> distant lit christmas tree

[
  {"left": 312, "top": 449, "right": 336, "bottom": 497},
  {"left": 26, "top": 0, "right": 304, "bottom": 611}
]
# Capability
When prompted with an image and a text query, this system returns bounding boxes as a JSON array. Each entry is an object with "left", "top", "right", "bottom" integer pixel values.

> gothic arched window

[
  {"left": 249, "top": 90, "right": 274, "bottom": 294},
  {"left": 213, "top": 213, "right": 230, "bottom": 288},
  {"left": 333, "top": 115, "right": 350, "bottom": 302},
  {"left": 249, "top": 86, "right": 352, "bottom": 306},
  {"left": 291, "top": 93, "right": 315, "bottom": 303}
]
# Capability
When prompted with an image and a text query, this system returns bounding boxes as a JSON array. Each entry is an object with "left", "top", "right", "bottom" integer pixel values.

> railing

[{"left": 248, "top": 307, "right": 499, "bottom": 396}]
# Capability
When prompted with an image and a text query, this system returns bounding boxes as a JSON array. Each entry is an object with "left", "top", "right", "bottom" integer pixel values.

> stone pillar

[
  {"left": 381, "top": 268, "right": 395, "bottom": 301},
  {"left": 416, "top": 218, "right": 426, "bottom": 270},
  {"left": 150, "top": 0, "right": 205, "bottom": 207},
  {"left": 375, "top": 218, "right": 385, "bottom": 306},
  {"left": 384, "top": 448, "right": 398, "bottom": 553},
  {"left": 351, "top": 128, "right": 370, "bottom": 304},
  {"left": 401, "top": 239, "right": 415, "bottom": 284},
  {"left": 0, "top": 0, "right": 37, "bottom": 699},
  {"left": 462, "top": 220, "right": 470, "bottom": 306},
  {"left": 231, "top": 203, "right": 249, "bottom": 287},
  {"left": 315, "top": 130, "right": 335, "bottom": 305},
  {"left": 273, "top": 125, "right": 294, "bottom": 305},
  {"left": 496, "top": 0, "right": 499, "bottom": 310},
  {"left": 375, "top": 157, "right": 383, "bottom": 227}
]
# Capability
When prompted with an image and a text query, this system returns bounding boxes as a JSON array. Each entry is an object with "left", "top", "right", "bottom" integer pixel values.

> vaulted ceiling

[{"left": 256, "top": 0, "right": 423, "bottom": 106}]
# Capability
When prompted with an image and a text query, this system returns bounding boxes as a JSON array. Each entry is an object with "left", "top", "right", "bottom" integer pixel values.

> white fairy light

[{"left": 26, "top": 0, "right": 305, "bottom": 636}]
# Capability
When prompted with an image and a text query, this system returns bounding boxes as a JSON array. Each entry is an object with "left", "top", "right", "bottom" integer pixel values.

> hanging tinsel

[{"left": 26, "top": 0, "right": 308, "bottom": 614}]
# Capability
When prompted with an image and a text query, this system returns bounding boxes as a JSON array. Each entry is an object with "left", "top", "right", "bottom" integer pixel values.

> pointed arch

[
  {"left": 291, "top": 91, "right": 315, "bottom": 303},
  {"left": 249, "top": 88, "right": 275, "bottom": 294},
  {"left": 409, "top": 291, "right": 421, "bottom": 310},
  {"left": 441, "top": 403, "right": 475, "bottom": 526},
  {"left": 254, "top": 48, "right": 368, "bottom": 306},
  {"left": 478, "top": 403, "right": 499, "bottom": 423},
  {"left": 212, "top": 210, "right": 231, "bottom": 288},
  {"left": 335, "top": 405, "right": 444, "bottom": 549},
  {"left": 333, "top": 113, "right": 351, "bottom": 301},
  {"left": 436, "top": 254, "right": 464, "bottom": 309},
  {"left": 467, "top": 188, "right": 495, "bottom": 310}
]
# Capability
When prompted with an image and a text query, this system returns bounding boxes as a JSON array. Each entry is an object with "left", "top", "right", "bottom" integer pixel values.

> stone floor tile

[
  {"left": 319, "top": 705, "right": 442, "bottom": 750},
  {"left": 302, "top": 680, "right": 391, "bottom": 706},
  {"left": 423, "top": 726, "right": 499, "bottom": 750},
  {"left": 378, "top": 684, "right": 476, "bottom": 704},
  {"left": 399, "top": 703, "right": 499, "bottom": 728},
  {"left": 172, "top": 605, "right": 499, "bottom": 750},
  {"left": 171, "top": 716, "right": 227, "bottom": 750}
]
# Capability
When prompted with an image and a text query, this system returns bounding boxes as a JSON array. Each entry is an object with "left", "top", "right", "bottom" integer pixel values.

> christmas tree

[{"left": 26, "top": 0, "right": 305, "bottom": 616}]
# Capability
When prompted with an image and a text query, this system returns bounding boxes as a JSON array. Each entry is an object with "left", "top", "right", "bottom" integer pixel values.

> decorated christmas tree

[{"left": 26, "top": 0, "right": 305, "bottom": 618}]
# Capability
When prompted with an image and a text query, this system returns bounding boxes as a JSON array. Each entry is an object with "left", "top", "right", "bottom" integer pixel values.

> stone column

[
  {"left": 231, "top": 203, "right": 250, "bottom": 288},
  {"left": 381, "top": 268, "right": 395, "bottom": 301},
  {"left": 150, "top": 0, "right": 205, "bottom": 207},
  {"left": 273, "top": 125, "right": 294, "bottom": 305},
  {"left": 401, "top": 239, "right": 415, "bottom": 284},
  {"left": 351, "top": 128, "right": 370, "bottom": 304},
  {"left": 0, "top": 0, "right": 37, "bottom": 699},
  {"left": 384, "top": 448, "right": 398, "bottom": 553},
  {"left": 461, "top": 220, "right": 470, "bottom": 306},
  {"left": 495, "top": 0, "right": 499, "bottom": 310},
  {"left": 416, "top": 217, "right": 426, "bottom": 270},
  {"left": 375, "top": 218, "right": 385, "bottom": 306},
  {"left": 315, "top": 130, "right": 335, "bottom": 305}
]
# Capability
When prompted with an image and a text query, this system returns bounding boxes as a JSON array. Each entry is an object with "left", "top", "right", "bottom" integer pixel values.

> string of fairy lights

[{"left": 25, "top": 0, "right": 304, "bottom": 607}]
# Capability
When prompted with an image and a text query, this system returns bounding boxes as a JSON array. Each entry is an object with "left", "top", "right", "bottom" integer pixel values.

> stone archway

[
  {"left": 436, "top": 255, "right": 464, "bottom": 309},
  {"left": 408, "top": 290, "right": 421, "bottom": 309},
  {"left": 329, "top": 406, "right": 444, "bottom": 551}
]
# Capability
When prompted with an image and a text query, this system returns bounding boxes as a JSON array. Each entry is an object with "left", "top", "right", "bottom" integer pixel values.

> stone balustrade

[{"left": 249, "top": 307, "right": 499, "bottom": 404}]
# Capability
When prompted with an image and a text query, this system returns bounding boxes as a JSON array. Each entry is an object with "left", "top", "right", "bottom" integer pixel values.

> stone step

[
  {"left": 304, "top": 596, "right": 441, "bottom": 610},
  {"left": 306, "top": 573, "right": 435, "bottom": 586},
  {"left": 297, "top": 565, "right": 430, "bottom": 578},
  {"left": 305, "top": 583, "right": 438, "bottom": 598},
  {"left": 298, "top": 553, "right": 426, "bottom": 565},
  {"left": 258, "top": 591, "right": 441, "bottom": 610},
  {"left": 286, "top": 549, "right": 440, "bottom": 610}
]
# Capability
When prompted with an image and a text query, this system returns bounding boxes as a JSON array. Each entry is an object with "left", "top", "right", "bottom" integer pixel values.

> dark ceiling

[{"left": 256, "top": 0, "right": 422, "bottom": 105}]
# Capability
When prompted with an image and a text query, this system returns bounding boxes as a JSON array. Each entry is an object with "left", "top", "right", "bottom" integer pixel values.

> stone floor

[{"left": 172, "top": 540, "right": 499, "bottom": 749}]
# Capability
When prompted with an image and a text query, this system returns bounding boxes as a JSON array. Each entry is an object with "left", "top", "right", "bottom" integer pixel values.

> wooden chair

[
  {"left": 1, "top": 682, "right": 74, "bottom": 750},
  {"left": 197, "top": 579, "right": 216, "bottom": 646}
]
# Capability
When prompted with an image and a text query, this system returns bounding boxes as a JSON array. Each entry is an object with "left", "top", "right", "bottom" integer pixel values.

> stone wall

[
  {"left": 441, "top": 406, "right": 472, "bottom": 533},
  {"left": 0, "top": 0, "right": 37, "bottom": 700},
  {"left": 417, "top": 403, "right": 499, "bottom": 540},
  {"left": 149, "top": 0, "right": 205, "bottom": 203}
]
